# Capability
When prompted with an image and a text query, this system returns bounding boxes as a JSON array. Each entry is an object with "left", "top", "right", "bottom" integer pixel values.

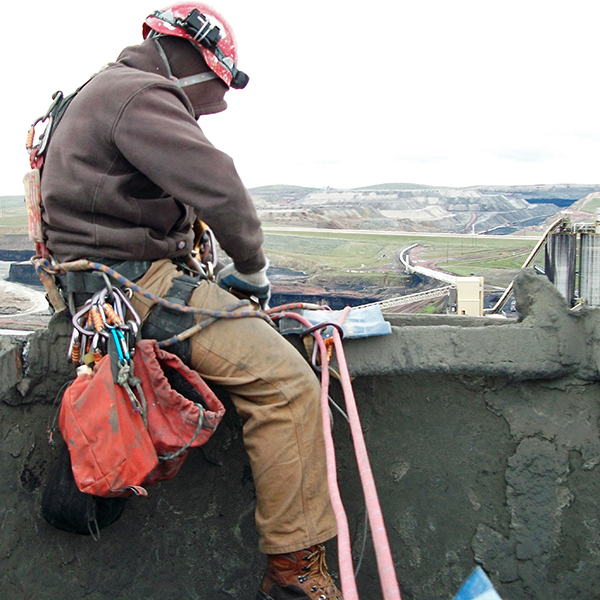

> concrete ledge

[
  {"left": 0, "top": 338, "right": 22, "bottom": 399},
  {"left": 345, "top": 270, "right": 593, "bottom": 381},
  {"left": 1, "top": 268, "right": 600, "bottom": 599},
  {"left": 1, "top": 312, "right": 74, "bottom": 406}
]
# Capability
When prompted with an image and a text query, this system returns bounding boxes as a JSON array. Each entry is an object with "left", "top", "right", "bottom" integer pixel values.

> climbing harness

[
  {"left": 26, "top": 91, "right": 67, "bottom": 170},
  {"left": 28, "top": 257, "right": 274, "bottom": 366},
  {"left": 140, "top": 271, "right": 203, "bottom": 364},
  {"left": 24, "top": 80, "right": 95, "bottom": 303}
]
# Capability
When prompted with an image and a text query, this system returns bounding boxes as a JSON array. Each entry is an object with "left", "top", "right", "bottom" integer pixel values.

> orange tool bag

[
  {"left": 43, "top": 338, "right": 225, "bottom": 536},
  {"left": 59, "top": 339, "right": 225, "bottom": 497}
]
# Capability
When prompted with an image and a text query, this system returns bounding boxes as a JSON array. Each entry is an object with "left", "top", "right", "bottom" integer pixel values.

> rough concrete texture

[
  {"left": 342, "top": 270, "right": 597, "bottom": 382},
  {"left": 2, "top": 268, "right": 600, "bottom": 599}
]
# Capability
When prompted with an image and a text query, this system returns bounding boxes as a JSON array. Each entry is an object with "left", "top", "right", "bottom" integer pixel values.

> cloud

[
  {"left": 3, "top": 0, "right": 600, "bottom": 195},
  {"left": 492, "top": 148, "right": 556, "bottom": 163}
]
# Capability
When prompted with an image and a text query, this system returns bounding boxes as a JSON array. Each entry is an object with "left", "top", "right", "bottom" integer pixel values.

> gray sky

[{"left": 3, "top": 0, "right": 599, "bottom": 195}]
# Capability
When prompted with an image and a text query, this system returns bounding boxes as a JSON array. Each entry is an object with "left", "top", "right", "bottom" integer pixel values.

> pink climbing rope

[
  {"left": 332, "top": 310, "right": 402, "bottom": 600},
  {"left": 277, "top": 311, "right": 359, "bottom": 599},
  {"left": 273, "top": 307, "right": 402, "bottom": 599}
]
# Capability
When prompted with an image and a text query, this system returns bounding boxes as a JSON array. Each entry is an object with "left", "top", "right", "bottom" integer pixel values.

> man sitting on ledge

[{"left": 39, "top": 3, "right": 342, "bottom": 599}]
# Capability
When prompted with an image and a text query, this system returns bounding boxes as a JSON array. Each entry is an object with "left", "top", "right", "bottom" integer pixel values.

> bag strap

[{"left": 157, "top": 403, "right": 205, "bottom": 461}]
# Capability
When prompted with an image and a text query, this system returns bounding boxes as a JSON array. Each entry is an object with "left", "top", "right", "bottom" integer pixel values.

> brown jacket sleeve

[{"left": 113, "top": 86, "right": 265, "bottom": 274}]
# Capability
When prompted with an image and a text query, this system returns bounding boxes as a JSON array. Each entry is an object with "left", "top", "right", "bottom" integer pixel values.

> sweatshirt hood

[{"left": 117, "top": 37, "right": 228, "bottom": 118}]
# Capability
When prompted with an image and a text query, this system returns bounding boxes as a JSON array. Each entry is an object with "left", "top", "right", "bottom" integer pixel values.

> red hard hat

[{"left": 143, "top": 3, "right": 248, "bottom": 89}]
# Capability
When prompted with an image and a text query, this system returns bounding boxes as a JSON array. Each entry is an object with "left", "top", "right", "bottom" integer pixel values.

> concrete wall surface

[{"left": 1, "top": 268, "right": 600, "bottom": 599}]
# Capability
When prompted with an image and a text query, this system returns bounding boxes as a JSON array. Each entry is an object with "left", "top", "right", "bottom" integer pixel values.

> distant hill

[
  {"left": 3, "top": 184, "right": 600, "bottom": 239},
  {"left": 249, "top": 185, "right": 317, "bottom": 210},
  {"left": 252, "top": 183, "right": 600, "bottom": 235},
  {"left": 467, "top": 184, "right": 599, "bottom": 209},
  {"left": 250, "top": 185, "right": 318, "bottom": 193},
  {"left": 0, "top": 196, "right": 25, "bottom": 207},
  {"left": 353, "top": 183, "right": 445, "bottom": 191}
]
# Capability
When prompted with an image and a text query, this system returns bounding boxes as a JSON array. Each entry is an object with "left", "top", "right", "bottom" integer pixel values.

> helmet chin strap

[
  {"left": 153, "top": 37, "right": 218, "bottom": 88},
  {"left": 172, "top": 71, "right": 218, "bottom": 88}
]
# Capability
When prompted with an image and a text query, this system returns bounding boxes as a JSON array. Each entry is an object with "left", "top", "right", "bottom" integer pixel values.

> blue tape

[{"left": 453, "top": 567, "right": 503, "bottom": 600}]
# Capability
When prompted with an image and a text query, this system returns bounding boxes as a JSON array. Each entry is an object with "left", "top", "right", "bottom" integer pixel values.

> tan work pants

[{"left": 130, "top": 260, "right": 337, "bottom": 554}]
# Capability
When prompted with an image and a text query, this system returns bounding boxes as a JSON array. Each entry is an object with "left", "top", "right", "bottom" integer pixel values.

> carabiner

[
  {"left": 68, "top": 327, "right": 82, "bottom": 365},
  {"left": 113, "top": 286, "right": 142, "bottom": 326},
  {"left": 71, "top": 301, "right": 93, "bottom": 336},
  {"left": 29, "top": 91, "right": 64, "bottom": 155},
  {"left": 100, "top": 272, "right": 114, "bottom": 304}
]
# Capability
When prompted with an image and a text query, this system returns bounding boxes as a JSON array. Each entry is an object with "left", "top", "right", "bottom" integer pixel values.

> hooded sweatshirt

[{"left": 41, "top": 37, "right": 265, "bottom": 273}]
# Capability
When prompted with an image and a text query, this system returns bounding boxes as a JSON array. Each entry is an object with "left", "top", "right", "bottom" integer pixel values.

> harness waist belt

[{"left": 57, "top": 260, "right": 153, "bottom": 294}]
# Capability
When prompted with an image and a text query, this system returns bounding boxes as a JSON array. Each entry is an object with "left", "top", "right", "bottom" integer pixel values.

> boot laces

[{"left": 302, "top": 545, "right": 342, "bottom": 600}]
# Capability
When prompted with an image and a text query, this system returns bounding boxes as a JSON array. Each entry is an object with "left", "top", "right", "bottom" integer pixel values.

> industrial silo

[
  {"left": 579, "top": 233, "right": 600, "bottom": 306},
  {"left": 545, "top": 232, "right": 576, "bottom": 306}
]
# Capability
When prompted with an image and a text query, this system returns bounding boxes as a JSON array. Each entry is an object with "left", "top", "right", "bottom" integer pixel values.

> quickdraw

[
  {"left": 110, "top": 327, "right": 148, "bottom": 427},
  {"left": 68, "top": 276, "right": 149, "bottom": 427},
  {"left": 68, "top": 278, "right": 141, "bottom": 368}
]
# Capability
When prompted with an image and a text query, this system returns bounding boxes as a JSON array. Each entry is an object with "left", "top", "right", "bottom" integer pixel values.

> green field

[
  {"left": 263, "top": 229, "right": 540, "bottom": 288},
  {"left": 0, "top": 193, "right": 540, "bottom": 290},
  {"left": 0, "top": 196, "right": 27, "bottom": 230},
  {"left": 583, "top": 196, "right": 600, "bottom": 214}
]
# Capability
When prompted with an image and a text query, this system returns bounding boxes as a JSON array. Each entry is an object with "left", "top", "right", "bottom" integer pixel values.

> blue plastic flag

[{"left": 453, "top": 567, "right": 503, "bottom": 600}]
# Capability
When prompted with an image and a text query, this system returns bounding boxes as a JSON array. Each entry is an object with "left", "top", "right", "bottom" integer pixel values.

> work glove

[{"left": 216, "top": 261, "right": 271, "bottom": 309}]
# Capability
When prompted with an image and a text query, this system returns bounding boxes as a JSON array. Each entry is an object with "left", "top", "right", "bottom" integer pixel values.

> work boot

[{"left": 257, "top": 544, "right": 343, "bottom": 599}]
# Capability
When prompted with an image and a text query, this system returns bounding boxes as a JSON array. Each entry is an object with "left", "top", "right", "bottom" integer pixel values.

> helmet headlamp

[{"left": 182, "top": 8, "right": 222, "bottom": 46}]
